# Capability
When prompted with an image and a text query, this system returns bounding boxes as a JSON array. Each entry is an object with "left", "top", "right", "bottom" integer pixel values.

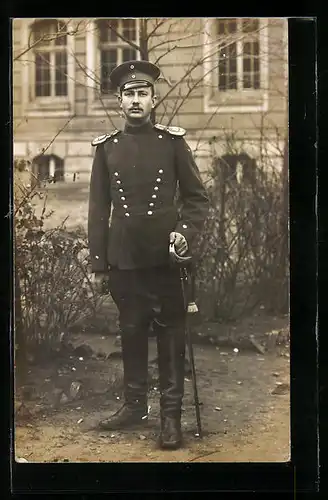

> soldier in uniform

[{"left": 88, "top": 60, "right": 209, "bottom": 450}]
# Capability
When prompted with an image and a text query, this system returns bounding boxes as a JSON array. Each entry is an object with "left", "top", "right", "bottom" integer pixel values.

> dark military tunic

[{"left": 88, "top": 121, "right": 209, "bottom": 272}]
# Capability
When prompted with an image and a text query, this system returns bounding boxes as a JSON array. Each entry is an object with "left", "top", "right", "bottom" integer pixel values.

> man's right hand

[{"left": 93, "top": 272, "right": 109, "bottom": 295}]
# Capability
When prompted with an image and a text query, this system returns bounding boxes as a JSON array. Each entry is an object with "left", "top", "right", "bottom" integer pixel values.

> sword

[{"left": 169, "top": 243, "right": 203, "bottom": 438}]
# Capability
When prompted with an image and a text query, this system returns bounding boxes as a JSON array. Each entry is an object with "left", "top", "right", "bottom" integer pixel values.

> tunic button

[
  {"left": 114, "top": 172, "right": 119, "bottom": 176},
  {"left": 125, "top": 213, "right": 130, "bottom": 217},
  {"left": 159, "top": 169, "right": 163, "bottom": 174},
  {"left": 149, "top": 202, "right": 154, "bottom": 207},
  {"left": 147, "top": 211, "right": 153, "bottom": 215},
  {"left": 154, "top": 186, "right": 159, "bottom": 191},
  {"left": 152, "top": 194, "right": 157, "bottom": 199},
  {"left": 123, "top": 204, "right": 128, "bottom": 209},
  {"left": 119, "top": 188, "right": 124, "bottom": 193},
  {"left": 116, "top": 180, "right": 121, "bottom": 184},
  {"left": 183, "top": 224, "right": 188, "bottom": 229},
  {"left": 121, "top": 196, "right": 126, "bottom": 201},
  {"left": 158, "top": 135, "right": 163, "bottom": 139},
  {"left": 156, "top": 178, "right": 161, "bottom": 182},
  {"left": 113, "top": 138, "right": 118, "bottom": 143}
]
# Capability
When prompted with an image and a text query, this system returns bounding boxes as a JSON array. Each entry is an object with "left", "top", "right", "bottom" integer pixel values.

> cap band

[
  {"left": 109, "top": 60, "right": 160, "bottom": 91},
  {"left": 121, "top": 80, "right": 153, "bottom": 91}
]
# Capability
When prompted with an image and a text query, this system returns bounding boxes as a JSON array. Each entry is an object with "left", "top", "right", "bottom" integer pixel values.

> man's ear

[
  {"left": 117, "top": 94, "right": 122, "bottom": 107},
  {"left": 152, "top": 94, "right": 157, "bottom": 108}
]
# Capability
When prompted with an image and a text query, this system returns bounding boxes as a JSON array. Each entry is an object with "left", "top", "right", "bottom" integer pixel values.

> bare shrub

[
  {"left": 14, "top": 159, "right": 104, "bottom": 358},
  {"left": 195, "top": 134, "right": 289, "bottom": 322}
]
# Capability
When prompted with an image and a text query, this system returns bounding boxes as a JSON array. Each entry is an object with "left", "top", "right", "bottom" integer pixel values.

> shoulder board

[
  {"left": 154, "top": 123, "right": 186, "bottom": 137},
  {"left": 91, "top": 130, "right": 120, "bottom": 146}
]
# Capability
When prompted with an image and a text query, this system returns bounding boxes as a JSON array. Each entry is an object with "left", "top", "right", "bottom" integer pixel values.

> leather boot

[
  {"left": 99, "top": 324, "right": 149, "bottom": 431},
  {"left": 155, "top": 320, "right": 186, "bottom": 450},
  {"left": 98, "top": 403, "right": 148, "bottom": 430}
]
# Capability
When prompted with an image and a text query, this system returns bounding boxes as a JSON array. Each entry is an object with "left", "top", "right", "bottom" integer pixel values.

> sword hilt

[{"left": 169, "top": 242, "right": 192, "bottom": 265}]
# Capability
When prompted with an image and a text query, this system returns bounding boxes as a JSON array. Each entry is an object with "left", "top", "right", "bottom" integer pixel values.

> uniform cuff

[
  {"left": 175, "top": 222, "right": 194, "bottom": 249},
  {"left": 91, "top": 255, "right": 108, "bottom": 274}
]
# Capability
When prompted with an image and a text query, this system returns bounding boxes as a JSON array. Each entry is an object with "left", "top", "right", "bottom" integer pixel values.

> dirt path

[
  {"left": 15, "top": 387, "right": 289, "bottom": 463},
  {"left": 15, "top": 328, "right": 290, "bottom": 463}
]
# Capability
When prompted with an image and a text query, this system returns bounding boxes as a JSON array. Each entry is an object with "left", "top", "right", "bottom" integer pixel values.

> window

[
  {"left": 20, "top": 19, "right": 75, "bottom": 116},
  {"left": 203, "top": 18, "right": 268, "bottom": 113},
  {"left": 96, "top": 19, "right": 138, "bottom": 94},
  {"left": 218, "top": 153, "right": 257, "bottom": 185},
  {"left": 86, "top": 18, "right": 140, "bottom": 114},
  {"left": 217, "top": 18, "right": 261, "bottom": 92},
  {"left": 31, "top": 20, "right": 68, "bottom": 98},
  {"left": 32, "top": 154, "right": 64, "bottom": 184}
]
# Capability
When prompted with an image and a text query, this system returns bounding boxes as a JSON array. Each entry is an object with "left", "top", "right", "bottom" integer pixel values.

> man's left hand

[{"left": 169, "top": 232, "right": 188, "bottom": 256}]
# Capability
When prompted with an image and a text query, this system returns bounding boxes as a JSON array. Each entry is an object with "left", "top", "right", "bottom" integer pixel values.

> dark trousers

[{"left": 108, "top": 265, "right": 186, "bottom": 417}]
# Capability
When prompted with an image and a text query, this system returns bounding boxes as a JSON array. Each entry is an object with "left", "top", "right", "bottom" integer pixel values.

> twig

[
  {"left": 13, "top": 19, "right": 86, "bottom": 61},
  {"left": 43, "top": 116, "right": 74, "bottom": 157},
  {"left": 154, "top": 44, "right": 177, "bottom": 66},
  {"left": 145, "top": 19, "right": 168, "bottom": 40},
  {"left": 104, "top": 20, "right": 140, "bottom": 52},
  {"left": 188, "top": 449, "right": 222, "bottom": 462},
  {"left": 148, "top": 32, "right": 199, "bottom": 53},
  {"left": 70, "top": 50, "right": 118, "bottom": 128}
]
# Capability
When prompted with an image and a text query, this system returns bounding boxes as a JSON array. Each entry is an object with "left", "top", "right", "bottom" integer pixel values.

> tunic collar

[{"left": 124, "top": 120, "right": 154, "bottom": 135}]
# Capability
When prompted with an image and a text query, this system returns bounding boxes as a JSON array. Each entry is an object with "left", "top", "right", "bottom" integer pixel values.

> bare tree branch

[
  {"left": 16, "top": 45, "right": 119, "bottom": 131},
  {"left": 148, "top": 32, "right": 199, "bottom": 53},
  {"left": 145, "top": 18, "right": 169, "bottom": 40},
  {"left": 104, "top": 20, "right": 141, "bottom": 52},
  {"left": 70, "top": 51, "right": 117, "bottom": 128},
  {"left": 13, "top": 19, "right": 87, "bottom": 61},
  {"left": 154, "top": 44, "right": 178, "bottom": 65},
  {"left": 194, "top": 105, "right": 223, "bottom": 151},
  {"left": 154, "top": 28, "right": 261, "bottom": 108},
  {"left": 157, "top": 26, "right": 275, "bottom": 114},
  {"left": 14, "top": 38, "right": 46, "bottom": 61},
  {"left": 70, "top": 50, "right": 101, "bottom": 87},
  {"left": 41, "top": 115, "right": 76, "bottom": 156},
  {"left": 97, "top": 93, "right": 119, "bottom": 129},
  {"left": 147, "top": 18, "right": 193, "bottom": 40}
]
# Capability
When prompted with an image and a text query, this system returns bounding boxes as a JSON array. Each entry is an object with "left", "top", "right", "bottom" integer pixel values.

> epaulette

[
  {"left": 91, "top": 129, "right": 120, "bottom": 146},
  {"left": 154, "top": 123, "right": 186, "bottom": 137}
]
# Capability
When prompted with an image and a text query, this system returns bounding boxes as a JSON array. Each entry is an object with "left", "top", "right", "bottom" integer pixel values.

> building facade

[{"left": 13, "top": 18, "right": 288, "bottom": 184}]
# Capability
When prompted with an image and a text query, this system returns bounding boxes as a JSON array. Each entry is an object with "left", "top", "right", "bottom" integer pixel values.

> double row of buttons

[
  {"left": 147, "top": 169, "right": 163, "bottom": 215},
  {"left": 114, "top": 171, "right": 130, "bottom": 217},
  {"left": 114, "top": 168, "right": 165, "bottom": 217}
]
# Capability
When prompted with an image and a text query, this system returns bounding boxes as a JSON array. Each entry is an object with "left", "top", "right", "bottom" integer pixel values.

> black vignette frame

[{"left": 4, "top": 13, "right": 320, "bottom": 496}]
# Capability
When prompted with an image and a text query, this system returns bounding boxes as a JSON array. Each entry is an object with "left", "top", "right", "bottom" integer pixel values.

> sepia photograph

[{"left": 13, "top": 17, "right": 290, "bottom": 464}]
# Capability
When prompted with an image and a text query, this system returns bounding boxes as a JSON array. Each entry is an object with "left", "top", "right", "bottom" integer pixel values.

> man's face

[{"left": 119, "top": 86, "right": 156, "bottom": 123}]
